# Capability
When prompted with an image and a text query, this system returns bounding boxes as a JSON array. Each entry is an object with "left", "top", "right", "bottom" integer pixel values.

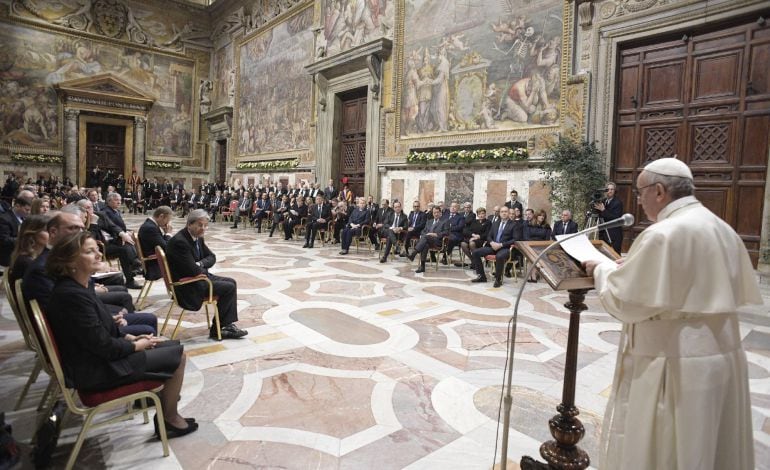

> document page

[{"left": 555, "top": 234, "right": 614, "bottom": 264}]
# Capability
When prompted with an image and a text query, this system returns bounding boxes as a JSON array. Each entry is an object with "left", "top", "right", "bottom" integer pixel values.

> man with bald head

[{"left": 584, "top": 158, "right": 761, "bottom": 469}]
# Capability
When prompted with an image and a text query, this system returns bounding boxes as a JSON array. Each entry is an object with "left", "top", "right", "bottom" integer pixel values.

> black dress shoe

[
  {"left": 504, "top": 271, "right": 513, "bottom": 278},
  {"left": 302, "top": 243, "right": 309, "bottom": 248},
  {"left": 230, "top": 225, "right": 238, "bottom": 229},
  {"left": 125, "top": 280, "right": 143, "bottom": 290},
  {"left": 407, "top": 253, "right": 416, "bottom": 262},
  {"left": 493, "top": 279, "right": 503, "bottom": 288},
  {"left": 379, "top": 257, "right": 386, "bottom": 263},
  {"left": 399, "top": 252, "right": 406, "bottom": 258},
  {"left": 471, "top": 276, "right": 487, "bottom": 283},
  {"left": 153, "top": 415, "right": 199, "bottom": 439},
  {"left": 211, "top": 324, "right": 248, "bottom": 340},
  {"left": 415, "top": 266, "right": 425, "bottom": 273},
  {"left": 441, "top": 256, "right": 448, "bottom": 265},
  {"left": 339, "top": 250, "right": 348, "bottom": 255}
]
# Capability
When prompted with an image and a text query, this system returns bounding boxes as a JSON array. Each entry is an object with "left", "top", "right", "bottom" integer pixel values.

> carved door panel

[
  {"left": 86, "top": 123, "right": 125, "bottom": 185},
  {"left": 339, "top": 89, "right": 368, "bottom": 199},
  {"left": 612, "top": 17, "right": 770, "bottom": 266}
]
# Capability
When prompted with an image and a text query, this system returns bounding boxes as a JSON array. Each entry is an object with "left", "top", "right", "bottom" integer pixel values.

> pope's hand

[{"left": 582, "top": 260, "right": 600, "bottom": 276}]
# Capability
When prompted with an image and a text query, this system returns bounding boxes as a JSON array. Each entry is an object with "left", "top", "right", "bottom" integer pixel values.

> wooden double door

[
  {"left": 613, "top": 15, "right": 770, "bottom": 265},
  {"left": 339, "top": 88, "right": 368, "bottom": 199}
]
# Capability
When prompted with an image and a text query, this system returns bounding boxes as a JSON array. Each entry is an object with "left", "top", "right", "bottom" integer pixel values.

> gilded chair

[
  {"left": 132, "top": 232, "right": 157, "bottom": 309},
  {"left": 28, "top": 299, "right": 169, "bottom": 470},
  {"left": 155, "top": 247, "right": 222, "bottom": 341}
]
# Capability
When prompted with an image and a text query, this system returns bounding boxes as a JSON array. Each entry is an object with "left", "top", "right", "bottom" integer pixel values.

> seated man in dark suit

[
  {"left": 470, "top": 206, "right": 518, "bottom": 287},
  {"left": 400, "top": 201, "right": 426, "bottom": 257},
  {"left": 0, "top": 194, "right": 32, "bottom": 267},
  {"left": 304, "top": 194, "right": 331, "bottom": 248},
  {"left": 166, "top": 209, "right": 247, "bottom": 340},
  {"left": 251, "top": 192, "right": 271, "bottom": 232},
  {"left": 339, "top": 198, "right": 370, "bottom": 255},
  {"left": 138, "top": 205, "right": 174, "bottom": 282},
  {"left": 551, "top": 209, "right": 579, "bottom": 239},
  {"left": 442, "top": 202, "right": 466, "bottom": 265},
  {"left": 84, "top": 195, "right": 142, "bottom": 289},
  {"left": 379, "top": 201, "right": 408, "bottom": 263},
  {"left": 408, "top": 206, "right": 449, "bottom": 273},
  {"left": 207, "top": 190, "right": 225, "bottom": 221},
  {"left": 369, "top": 199, "right": 393, "bottom": 250}
]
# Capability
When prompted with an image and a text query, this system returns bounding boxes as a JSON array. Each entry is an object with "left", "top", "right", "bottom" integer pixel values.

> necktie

[
  {"left": 318, "top": 206, "right": 322, "bottom": 217},
  {"left": 194, "top": 239, "right": 201, "bottom": 260},
  {"left": 496, "top": 222, "right": 505, "bottom": 243},
  {"left": 411, "top": 213, "right": 415, "bottom": 227},
  {"left": 394, "top": 214, "right": 399, "bottom": 228}
]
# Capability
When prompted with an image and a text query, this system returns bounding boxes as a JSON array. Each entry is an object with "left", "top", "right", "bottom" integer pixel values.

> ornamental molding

[
  {"left": 54, "top": 73, "right": 155, "bottom": 113},
  {"left": 10, "top": 0, "right": 211, "bottom": 53}
]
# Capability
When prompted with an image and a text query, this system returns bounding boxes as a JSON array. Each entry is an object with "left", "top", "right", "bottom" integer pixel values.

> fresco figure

[{"left": 430, "top": 47, "right": 450, "bottom": 132}]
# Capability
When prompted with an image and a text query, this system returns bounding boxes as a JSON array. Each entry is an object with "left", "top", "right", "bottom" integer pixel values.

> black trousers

[
  {"left": 208, "top": 274, "right": 238, "bottom": 331},
  {"left": 414, "top": 235, "right": 442, "bottom": 264},
  {"left": 471, "top": 246, "right": 510, "bottom": 279}
]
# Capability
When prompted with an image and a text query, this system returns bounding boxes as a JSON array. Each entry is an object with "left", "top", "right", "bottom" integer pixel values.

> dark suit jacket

[
  {"left": 551, "top": 220, "right": 579, "bottom": 239},
  {"left": 0, "top": 210, "right": 22, "bottom": 266},
  {"left": 528, "top": 223, "right": 552, "bottom": 241},
  {"left": 504, "top": 200, "right": 524, "bottom": 214},
  {"left": 445, "top": 213, "right": 466, "bottom": 242},
  {"left": 138, "top": 218, "right": 170, "bottom": 281},
  {"left": 103, "top": 206, "right": 127, "bottom": 232},
  {"left": 599, "top": 197, "right": 624, "bottom": 247},
  {"left": 463, "top": 219, "right": 491, "bottom": 240},
  {"left": 373, "top": 207, "right": 393, "bottom": 225},
  {"left": 421, "top": 217, "right": 449, "bottom": 238},
  {"left": 384, "top": 211, "right": 408, "bottom": 231},
  {"left": 511, "top": 218, "right": 530, "bottom": 242},
  {"left": 486, "top": 219, "right": 518, "bottom": 249},
  {"left": 22, "top": 247, "right": 54, "bottom": 310},
  {"left": 166, "top": 229, "right": 216, "bottom": 311},
  {"left": 406, "top": 210, "right": 426, "bottom": 233},
  {"left": 308, "top": 203, "right": 332, "bottom": 224},
  {"left": 462, "top": 211, "right": 477, "bottom": 226},
  {"left": 347, "top": 208, "right": 371, "bottom": 227},
  {"left": 46, "top": 277, "right": 136, "bottom": 390}
]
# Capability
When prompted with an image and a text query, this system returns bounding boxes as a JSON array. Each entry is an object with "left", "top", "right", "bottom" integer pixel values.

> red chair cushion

[
  {"left": 78, "top": 380, "right": 164, "bottom": 407},
  {"left": 484, "top": 255, "right": 496, "bottom": 261}
]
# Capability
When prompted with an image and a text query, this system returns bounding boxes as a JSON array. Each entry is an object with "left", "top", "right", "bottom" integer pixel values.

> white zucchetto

[{"left": 644, "top": 157, "right": 693, "bottom": 179}]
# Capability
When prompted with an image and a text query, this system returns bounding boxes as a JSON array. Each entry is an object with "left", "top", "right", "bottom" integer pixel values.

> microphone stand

[{"left": 499, "top": 216, "right": 629, "bottom": 469}]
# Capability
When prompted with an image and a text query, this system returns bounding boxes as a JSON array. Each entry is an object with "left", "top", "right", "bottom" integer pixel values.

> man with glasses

[
  {"left": 167, "top": 209, "right": 247, "bottom": 340},
  {"left": 401, "top": 201, "right": 426, "bottom": 258},
  {"left": 583, "top": 158, "right": 761, "bottom": 469},
  {"left": 551, "top": 209, "right": 578, "bottom": 239}
]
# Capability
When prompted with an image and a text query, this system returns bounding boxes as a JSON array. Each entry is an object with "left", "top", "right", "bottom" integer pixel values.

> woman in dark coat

[{"left": 44, "top": 232, "right": 197, "bottom": 437}]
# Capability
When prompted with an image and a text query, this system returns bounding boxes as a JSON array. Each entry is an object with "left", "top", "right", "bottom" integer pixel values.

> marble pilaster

[
  {"left": 63, "top": 108, "right": 79, "bottom": 182},
  {"left": 134, "top": 116, "right": 146, "bottom": 176}
]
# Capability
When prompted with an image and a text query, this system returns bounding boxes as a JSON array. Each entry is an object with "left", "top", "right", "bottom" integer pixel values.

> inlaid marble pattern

[{"left": 0, "top": 213, "right": 768, "bottom": 469}]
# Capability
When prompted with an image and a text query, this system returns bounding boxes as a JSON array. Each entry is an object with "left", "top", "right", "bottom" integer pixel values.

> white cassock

[{"left": 592, "top": 195, "right": 761, "bottom": 470}]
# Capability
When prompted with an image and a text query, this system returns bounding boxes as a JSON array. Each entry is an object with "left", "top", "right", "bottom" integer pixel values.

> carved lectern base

[{"left": 519, "top": 289, "right": 591, "bottom": 470}]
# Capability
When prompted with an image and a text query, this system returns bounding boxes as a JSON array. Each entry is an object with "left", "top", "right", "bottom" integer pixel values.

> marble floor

[{"left": 1, "top": 213, "right": 768, "bottom": 469}]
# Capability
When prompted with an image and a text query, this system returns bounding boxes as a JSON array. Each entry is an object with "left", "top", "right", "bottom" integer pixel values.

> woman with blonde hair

[{"left": 30, "top": 198, "right": 50, "bottom": 215}]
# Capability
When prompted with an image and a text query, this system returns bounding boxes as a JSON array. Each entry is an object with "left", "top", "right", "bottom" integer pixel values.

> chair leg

[
  {"left": 151, "top": 393, "right": 170, "bottom": 457},
  {"left": 136, "top": 280, "right": 154, "bottom": 310},
  {"left": 66, "top": 411, "right": 98, "bottom": 470},
  {"left": 14, "top": 356, "right": 42, "bottom": 410},
  {"left": 212, "top": 304, "right": 222, "bottom": 341},
  {"left": 37, "top": 377, "right": 58, "bottom": 412},
  {"left": 170, "top": 310, "right": 187, "bottom": 340},
  {"left": 160, "top": 301, "right": 177, "bottom": 336}
]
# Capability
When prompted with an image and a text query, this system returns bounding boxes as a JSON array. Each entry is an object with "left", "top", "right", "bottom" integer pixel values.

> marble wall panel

[
  {"left": 391, "top": 179, "right": 404, "bottom": 204},
  {"left": 418, "top": 180, "right": 435, "bottom": 207},
  {"left": 445, "top": 173, "right": 474, "bottom": 204},
  {"left": 486, "top": 180, "right": 508, "bottom": 210},
  {"left": 527, "top": 180, "right": 552, "bottom": 216}
]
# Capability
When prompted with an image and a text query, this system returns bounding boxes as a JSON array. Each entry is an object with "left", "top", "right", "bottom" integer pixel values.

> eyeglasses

[{"left": 632, "top": 183, "right": 657, "bottom": 198}]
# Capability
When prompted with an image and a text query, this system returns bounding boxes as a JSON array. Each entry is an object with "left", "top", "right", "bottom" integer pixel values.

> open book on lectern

[{"left": 514, "top": 239, "right": 621, "bottom": 291}]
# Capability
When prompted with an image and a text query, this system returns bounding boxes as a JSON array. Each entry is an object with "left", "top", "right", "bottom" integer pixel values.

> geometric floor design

[{"left": 1, "top": 213, "right": 768, "bottom": 469}]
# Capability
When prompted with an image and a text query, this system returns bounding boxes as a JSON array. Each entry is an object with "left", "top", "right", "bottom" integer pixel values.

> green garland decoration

[
  {"left": 145, "top": 160, "right": 181, "bottom": 169},
  {"left": 236, "top": 158, "right": 300, "bottom": 170},
  {"left": 406, "top": 146, "right": 528, "bottom": 165},
  {"left": 11, "top": 153, "right": 64, "bottom": 164}
]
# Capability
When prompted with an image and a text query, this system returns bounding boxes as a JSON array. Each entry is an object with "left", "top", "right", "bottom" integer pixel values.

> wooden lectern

[{"left": 511, "top": 240, "right": 620, "bottom": 470}]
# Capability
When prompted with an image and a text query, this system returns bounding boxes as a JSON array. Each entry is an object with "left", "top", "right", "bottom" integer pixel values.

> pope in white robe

[{"left": 584, "top": 158, "right": 762, "bottom": 470}]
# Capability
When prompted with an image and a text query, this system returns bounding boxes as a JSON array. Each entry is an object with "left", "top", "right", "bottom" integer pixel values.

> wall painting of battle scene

[
  {"left": 237, "top": 7, "right": 313, "bottom": 157},
  {"left": 0, "top": 23, "right": 194, "bottom": 157},
  {"left": 320, "top": 0, "right": 395, "bottom": 57},
  {"left": 399, "top": 0, "right": 563, "bottom": 138}
]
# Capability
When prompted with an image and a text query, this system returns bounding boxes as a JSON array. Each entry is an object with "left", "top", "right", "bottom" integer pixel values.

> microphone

[{"left": 497, "top": 213, "right": 633, "bottom": 469}]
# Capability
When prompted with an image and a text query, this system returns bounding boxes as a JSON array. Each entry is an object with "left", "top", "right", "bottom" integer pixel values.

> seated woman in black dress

[
  {"left": 8, "top": 214, "right": 50, "bottom": 287},
  {"left": 44, "top": 231, "right": 197, "bottom": 437},
  {"left": 526, "top": 209, "right": 553, "bottom": 282}
]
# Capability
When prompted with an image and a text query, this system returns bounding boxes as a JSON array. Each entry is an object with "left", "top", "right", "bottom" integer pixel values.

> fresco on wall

[
  {"left": 320, "top": 0, "right": 395, "bottom": 57},
  {"left": 400, "top": 0, "right": 562, "bottom": 138},
  {"left": 0, "top": 22, "right": 194, "bottom": 156},
  {"left": 237, "top": 7, "right": 313, "bottom": 157},
  {"left": 211, "top": 42, "right": 233, "bottom": 110}
]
